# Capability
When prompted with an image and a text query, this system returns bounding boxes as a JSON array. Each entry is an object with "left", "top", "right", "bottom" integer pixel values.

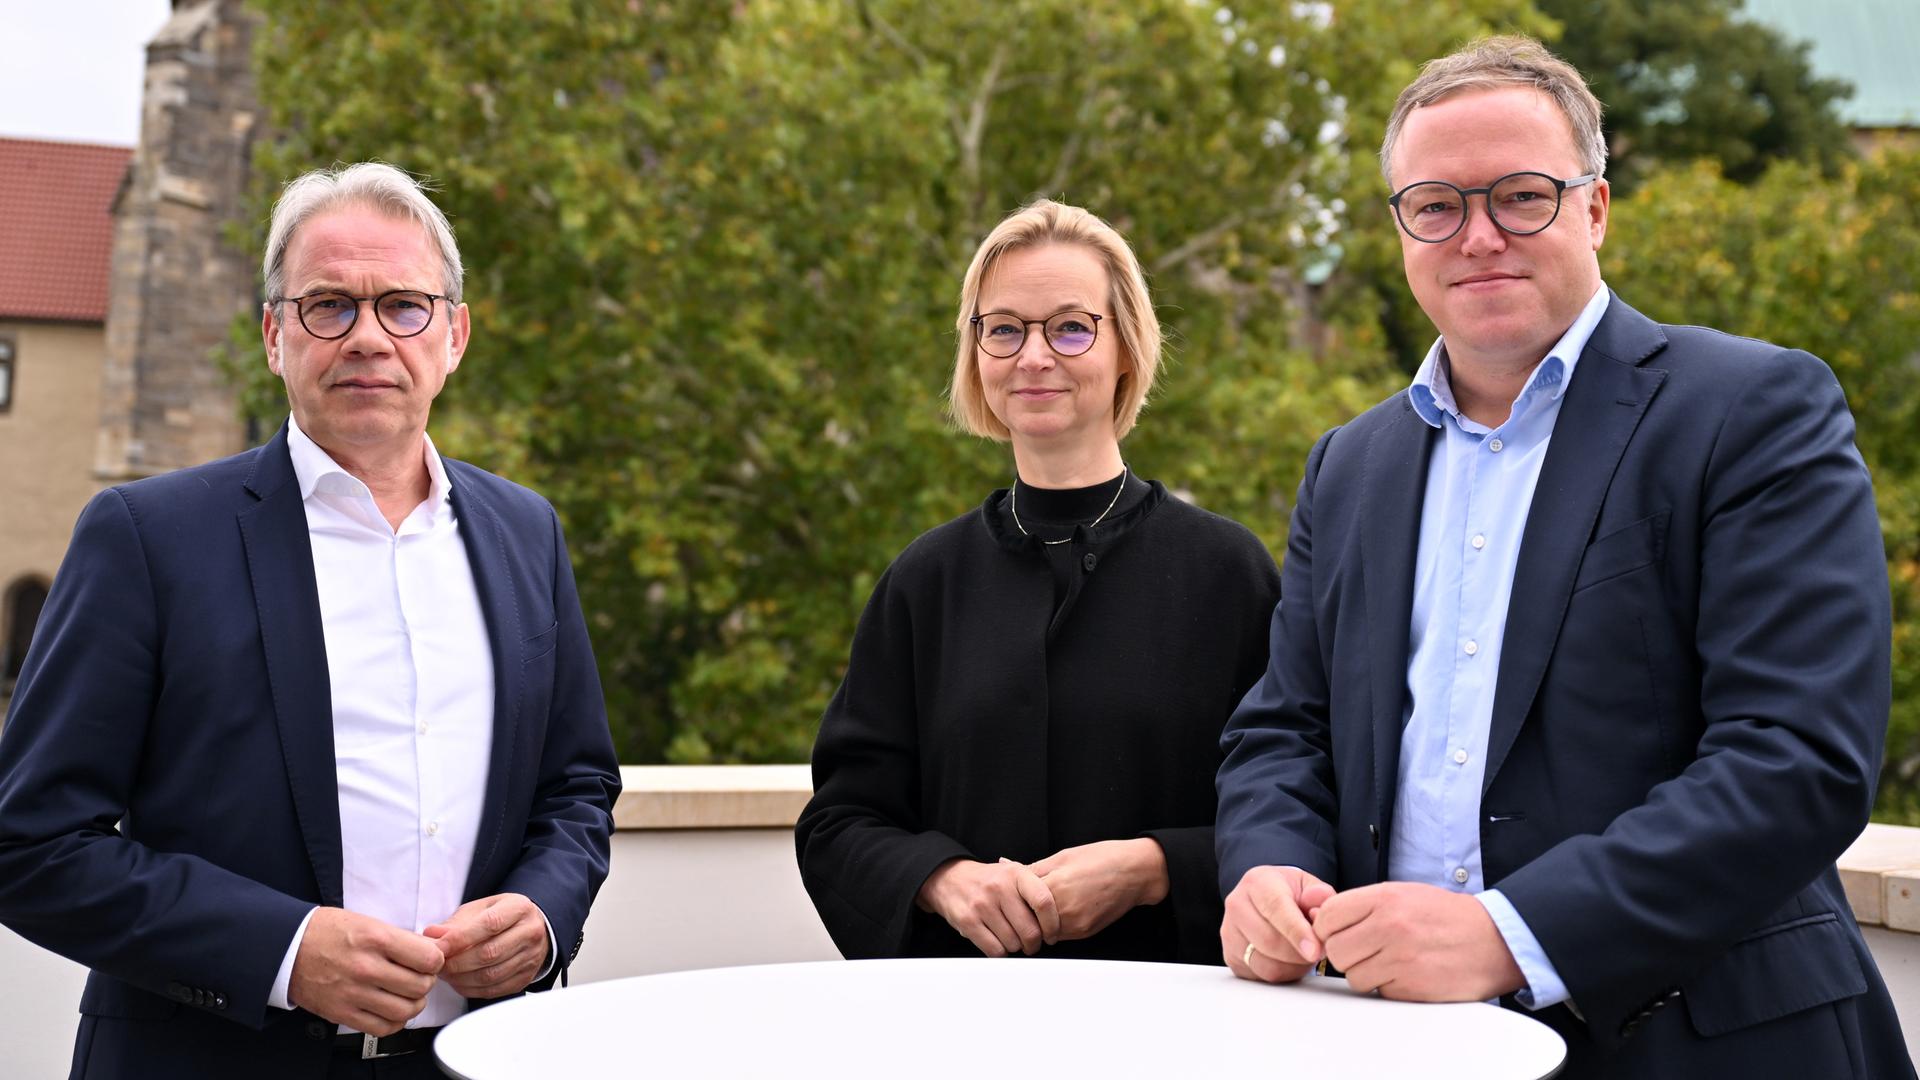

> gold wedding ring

[{"left": 1242, "top": 942, "right": 1259, "bottom": 967}]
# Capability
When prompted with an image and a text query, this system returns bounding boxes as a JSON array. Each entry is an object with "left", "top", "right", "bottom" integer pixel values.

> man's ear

[
  {"left": 1587, "top": 177, "right": 1610, "bottom": 252},
  {"left": 445, "top": 301, "right": 471, "bottom": 374},
  {"left": 261, "top": 303, "right": 283, "bottom": 375}
]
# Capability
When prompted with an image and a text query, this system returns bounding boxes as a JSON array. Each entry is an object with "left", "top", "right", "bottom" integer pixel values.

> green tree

[
  {"left": 1534, "top": 0, "right": 1854, "bottom": 189},
  {"left": 1319, "top": 0, "right": 1860, "bottom": 381},
  {"left": 241, "top": 0, "right": 1535, "bottom": 762}
]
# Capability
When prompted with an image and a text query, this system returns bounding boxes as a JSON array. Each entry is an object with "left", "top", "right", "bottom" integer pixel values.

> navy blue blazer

[
  {"left": 1216, "top": 296, "right": 1912, "bottom": 1078},
  {"left": 0, "top": 425, "right": 621, "bottom": 1079}
]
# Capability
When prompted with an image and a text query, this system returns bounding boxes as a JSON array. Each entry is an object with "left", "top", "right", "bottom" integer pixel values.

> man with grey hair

[
  {"left": 1216, "top": 36, "right": 1911, "bottom": 1077},
  {"left": 0, "top": 161, "right": 621, "bottom": 1078}
]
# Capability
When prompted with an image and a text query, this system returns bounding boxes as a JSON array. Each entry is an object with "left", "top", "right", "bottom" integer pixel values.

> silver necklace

[{"left": 1010, "top": 467, "right": 1129, "bottom": 545}]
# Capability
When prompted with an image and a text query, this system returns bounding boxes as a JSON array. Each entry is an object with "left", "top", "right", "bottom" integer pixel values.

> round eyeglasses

[
  {"left": 275, "top": 290, "right": 450, "bottom": 340},
  {"left": 1389, "top": 171, "right": 1597, "bottom": 244},
  {"left": 971, "top": 310, "right": 1103, "bottom": 359}
]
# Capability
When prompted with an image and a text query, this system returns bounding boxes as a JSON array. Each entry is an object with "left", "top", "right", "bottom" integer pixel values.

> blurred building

[
  {"left": 0, "top": 138, "right": 129, "bottom": 691},
  {"left": 0, "top": 0, "right": 258, "bottom": 701},
  {"left": 1743, "top": 0, "right": 1919, "bottom": 151}
]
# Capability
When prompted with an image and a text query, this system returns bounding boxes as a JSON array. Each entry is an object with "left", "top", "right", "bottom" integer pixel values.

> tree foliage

[
  {"left": 238, "top": 2, "right": 1920, "bottom": 820},
  {"left": 241, "top": 0, "right": 1536, "bottom": 763},
  {"left": 1532, "top": 0, "right": 1855, "bottom": 189}
]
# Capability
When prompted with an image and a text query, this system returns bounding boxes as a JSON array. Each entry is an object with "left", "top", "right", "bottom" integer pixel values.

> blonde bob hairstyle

[{"left": 949, "top": 199, "right": 1161, "bottom": 442}]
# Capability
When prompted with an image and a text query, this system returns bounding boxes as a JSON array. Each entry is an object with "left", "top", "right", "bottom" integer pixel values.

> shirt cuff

[
  {"left": 1476, "top": 889, "right": 1570, "bottom": 1010},
  {"left": 532, "top": 904, "right": 558, "bottom": 983},
  {"left": 268, "top": 907, "right": 321, "bottom": 1011}
]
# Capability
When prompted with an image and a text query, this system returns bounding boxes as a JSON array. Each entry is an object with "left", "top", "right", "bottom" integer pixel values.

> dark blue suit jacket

[
  {"left": 0, "top": 425, "right": 621, "bottom": 1079},
  {"left": 1217, "top": 296, "right": 1912, "bottom": 1078}
]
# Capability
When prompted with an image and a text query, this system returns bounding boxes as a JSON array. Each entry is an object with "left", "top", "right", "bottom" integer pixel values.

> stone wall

[{"left": 94, "top": 0, "right": 261, "bottom": 481}]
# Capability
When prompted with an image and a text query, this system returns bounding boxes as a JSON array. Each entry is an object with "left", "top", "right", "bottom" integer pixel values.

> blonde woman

[{"left": 796, "top": 200, "right": 1280, "bottom": 963}]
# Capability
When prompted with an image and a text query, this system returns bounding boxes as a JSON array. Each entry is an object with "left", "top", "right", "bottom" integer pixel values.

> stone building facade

[
  {"left": 97, "top": 0, "right": 261, "bottom": 480},
  {"left": 0, "top": 139, "right": 130, "bottom": 692},
  {"left": 2, "top": 0, "right": 261, "bottom": 703}
]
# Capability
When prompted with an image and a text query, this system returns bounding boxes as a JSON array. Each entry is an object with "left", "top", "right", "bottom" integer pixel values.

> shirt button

[
  {"left": 1489, "top": 438, "right": 1504, "bottom": 453},
  {"left": 1464, "top": 640, "right": 1479, "bottom": 656},
  {"left": 1454, "top": 867, "right": 1470, "bottom": 885},
  {"left": 418, "top": 721, "right": 429, "bottom": 736},
  {"left": 426, "top": 821, "right": 440, "bottom": 836},
  {"left": 1471, "top": 534, "right": 1486, "bottom": 550},
  {"left": 1453, "top": 749, "right": 1469, "bottom": 765}
]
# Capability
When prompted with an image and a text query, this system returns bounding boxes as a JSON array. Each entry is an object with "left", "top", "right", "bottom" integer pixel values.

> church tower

[{"left": 95, "top": 0, "right": 262, "bottom": 480}]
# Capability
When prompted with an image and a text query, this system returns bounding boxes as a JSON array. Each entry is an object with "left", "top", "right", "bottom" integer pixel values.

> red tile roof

[{"left": 0, "top": 137, "right": 132, "bottom": 323}]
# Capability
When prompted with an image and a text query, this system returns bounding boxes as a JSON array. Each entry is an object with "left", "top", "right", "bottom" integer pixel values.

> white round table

[{"left": 435, "top": 959, "right": 1566, "bottom": 1079}]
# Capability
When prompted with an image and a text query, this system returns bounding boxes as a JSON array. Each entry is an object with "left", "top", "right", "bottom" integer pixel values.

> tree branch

[
  {"left": 956, "top": 45, "right": 1007, "bottom": 229},
  {"left": 1038, "top": 77, "right": 1105, "bottom": 199},
  {"left": 854, "top": 0, "right": 931, "bottom": 70}
]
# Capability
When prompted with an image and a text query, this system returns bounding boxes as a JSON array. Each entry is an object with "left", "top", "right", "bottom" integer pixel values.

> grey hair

[
  {"left": 261, "top": 161, "right": 464, "bottom": 304},
  {"left": 1380, "top": 35, "right": 1607, "bottom": 187}
]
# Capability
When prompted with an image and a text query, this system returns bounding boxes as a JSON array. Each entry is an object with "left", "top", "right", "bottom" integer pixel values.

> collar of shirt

[
  {"left": 1407, "top": 284, "right": 1612, "bottom": 435},
  {"left": 286, "top": 416, "right": 454, "bottom": 534}
]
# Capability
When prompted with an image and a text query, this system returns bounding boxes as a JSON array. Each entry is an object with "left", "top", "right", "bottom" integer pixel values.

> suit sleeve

[
  {"left": 497, "top": 504, "right": 622, "bottom": 989},
  {"left": 1148, "top": 524, "right": 1285, "bottom": 964},
  {"left": 0, "top": 489, "right": 313, "bottom": 1028},
  {"left": 1215, "top": 429, "right": 1343, "bottom": 895},
  {"left": 1495, "top": 349, "right": 1892, "bottom": 1042},
  {"left": 794, "top": 562, "right": 972, "bottom": 958}
]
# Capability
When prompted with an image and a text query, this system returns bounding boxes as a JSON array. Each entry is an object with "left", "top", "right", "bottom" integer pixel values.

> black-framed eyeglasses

[
  {"left": 1389, "top": 171, "right": 1597, "bottom": 244},
  {"left": 970, "top": 310, "right": 1103, "bottom": 359},
  {"left": 273, "top": 290, "right": 451, "bottom": 340}
]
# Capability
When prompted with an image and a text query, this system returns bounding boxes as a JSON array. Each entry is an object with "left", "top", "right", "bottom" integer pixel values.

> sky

[{"left": 0, "top": 1, "right": 175, "bottom": 146}]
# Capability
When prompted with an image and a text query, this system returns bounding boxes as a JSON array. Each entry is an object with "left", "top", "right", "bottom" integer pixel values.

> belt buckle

[{"left": 361, "top": 1033, "right": 393, "bottom": 1060}]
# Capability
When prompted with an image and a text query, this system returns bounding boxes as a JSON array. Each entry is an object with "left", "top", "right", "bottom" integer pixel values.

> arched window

[{"left": 2, "top": 576, "right": 50, "bottom": 690}]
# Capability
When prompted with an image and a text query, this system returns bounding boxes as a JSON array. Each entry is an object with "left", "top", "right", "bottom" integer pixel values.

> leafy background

[{"left": 233, "top": 1, "right": 1920, "bottom": 820}]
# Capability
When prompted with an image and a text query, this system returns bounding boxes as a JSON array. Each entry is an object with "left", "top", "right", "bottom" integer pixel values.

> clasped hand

[
  {"left": 1220, "top": 868, "right": 1525, "bottom": 1002},
  {"left": 289, "top": 893, "right": 550, "bottom": 1034},
  {"left": 917, "top": 839, "right": 1169, "bottom": 957}
]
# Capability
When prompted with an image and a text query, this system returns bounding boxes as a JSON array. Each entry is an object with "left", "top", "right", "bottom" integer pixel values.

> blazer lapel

[
  {"left": 237, "top": 425, "right": 345, "bottom": 907},
  {"left": 1360, "top": 395, "right": 1436, "bottom": 870},
  {"left": 1481, "top": 297, "right": 1670, "bottom": 791},
  {"left": 446, "top": 467, "right": 523, "bottom": 899}
]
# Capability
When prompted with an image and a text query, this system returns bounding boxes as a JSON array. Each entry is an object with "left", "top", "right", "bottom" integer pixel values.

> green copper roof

[{"left": 1741, "top": 0, "right": 1920, "bottom": 127}]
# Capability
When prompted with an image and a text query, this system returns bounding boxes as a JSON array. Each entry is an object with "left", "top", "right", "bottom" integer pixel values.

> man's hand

[
  {"left": 1031, "top": 839, "right": 1168, "bottom": 941},
  {"left": 423, "top": 893, "right": 551, "bottom": 999},
  {"left": 288, "top": 908, "right": 444, "bottom": 1036},
  {"left": 1311, "top": 882, "right": 1526, "bottom": 1001},
  {"left": 915, "top": 858, "right": 1060, "bottom": 957},
  {"left": 1222, "top": 866, "right": 1336, "bottom": 983}
]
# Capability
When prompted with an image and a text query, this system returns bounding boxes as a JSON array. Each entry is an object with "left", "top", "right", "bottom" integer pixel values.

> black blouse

[{"left": 796, "top": 476, "right": 1282, "bottom": 964}]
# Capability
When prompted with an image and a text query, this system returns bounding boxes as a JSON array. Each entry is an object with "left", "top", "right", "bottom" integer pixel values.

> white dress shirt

[{"left": 266, "top": 418, "right": 496, "bottom": 1029}]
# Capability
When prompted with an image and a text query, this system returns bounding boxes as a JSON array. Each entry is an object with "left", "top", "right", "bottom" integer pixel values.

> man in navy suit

[
  {"left": 1215, "top": 37, "right": 1912, "bottom": 1077},
  {"left": 0, "top": 162, "right": 621, "bottom": 1078}
]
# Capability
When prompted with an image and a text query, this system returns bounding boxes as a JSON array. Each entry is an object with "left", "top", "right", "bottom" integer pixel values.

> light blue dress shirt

[{"left": 1393, "top": 284, "right": 1611, "bottom": 1011}]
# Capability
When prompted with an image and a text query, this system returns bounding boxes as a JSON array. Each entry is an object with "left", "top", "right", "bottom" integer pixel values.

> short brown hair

[
  {"left": 949, "top": 200, "right": 1161, "bottom": 441},
  {"left": 1380, "top": 35, "right": 1607, "bottom": 187}
]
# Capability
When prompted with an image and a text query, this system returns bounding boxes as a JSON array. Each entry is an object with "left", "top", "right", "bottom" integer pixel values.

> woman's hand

[
  {"left": 916, "top": 858, "right": 1060, "bottom": 957},
  {"left": 1031, "top": 838, "right": 1169, "bottom": 941}
]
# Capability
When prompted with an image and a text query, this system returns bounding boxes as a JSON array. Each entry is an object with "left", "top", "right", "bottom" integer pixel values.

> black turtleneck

[
  {"left": 1005, "top": 471, "right": 1153, "bottom": 609},
  {"left": 798, "top": 473, "right": 1282, "bottom": 966}
]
